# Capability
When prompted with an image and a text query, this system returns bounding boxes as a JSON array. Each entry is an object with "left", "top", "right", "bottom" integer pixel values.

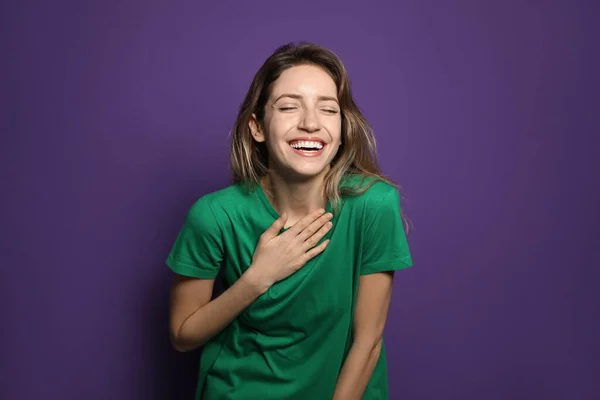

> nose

[{"left": 298, "top": 109, "right": 321, "bottom": 132}]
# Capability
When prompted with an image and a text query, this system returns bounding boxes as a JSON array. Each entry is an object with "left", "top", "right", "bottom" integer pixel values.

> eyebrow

[{"left": 273, "top": 93, "right": 339, "bottom": 104}]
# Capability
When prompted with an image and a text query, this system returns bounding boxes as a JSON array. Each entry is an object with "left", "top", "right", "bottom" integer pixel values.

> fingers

[
  {"left": 303, "top": 239, "right": 330, "bottom": 261},
  {"left": 286, "top": 208, "right": 327, "bottom": 236},
  {"left": 262, "top": 213, "right": 288, "bottom": 241},
  {"left": 297, "top": 212, "right": 333, "bottom": 244},
  {"left": 301, "top": 219, "right": 333, "bottom": 251}
]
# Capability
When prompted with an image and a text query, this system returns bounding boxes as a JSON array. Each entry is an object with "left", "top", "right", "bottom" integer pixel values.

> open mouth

[{"left": 288, "top": 139, "right": 326, "bottom": 156}]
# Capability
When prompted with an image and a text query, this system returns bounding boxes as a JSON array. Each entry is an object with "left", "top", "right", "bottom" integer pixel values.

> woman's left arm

[{"left": 332, "top": 271, "right": 394, "bottom": 400}]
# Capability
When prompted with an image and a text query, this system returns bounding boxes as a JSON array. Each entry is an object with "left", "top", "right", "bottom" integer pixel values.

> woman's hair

[{"left": 229, "top": 42, "right": 409, "bottom": 233}]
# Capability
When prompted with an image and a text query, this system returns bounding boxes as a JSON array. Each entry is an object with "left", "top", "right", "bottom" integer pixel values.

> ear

[{"left": 248, "top": 114, "right": 265, "bottom": 143}]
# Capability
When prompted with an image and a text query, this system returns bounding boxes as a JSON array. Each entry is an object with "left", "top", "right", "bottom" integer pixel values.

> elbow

[
  {"left": 354, "top": 323, "right": 386, "bottom": 354},
  {"left": 170, "top": 334, "right": 196, "bottom": 353},
  {"left": 169, "top": 331, "right": 187, "bottom": 352},
  {"left": 169, "top": 327, "right": 205, "bottom": 353},
  {"left": 363, "top": 337, "right": 383, "bottom": 365},
  {"left": 169, "top": 322, "right": 188, "bottom": 352},
  {"left": 170, "top": 338, "right": 190, "bottom": 353},
  {"left": 353, "top": 333, "right": 384, "bottom": 355},
  {"left": 365, "top": 337, "right": 383, "bottom": 355},
  {"left": 372, "top": 338, "right": 383, "bottom": 355}
]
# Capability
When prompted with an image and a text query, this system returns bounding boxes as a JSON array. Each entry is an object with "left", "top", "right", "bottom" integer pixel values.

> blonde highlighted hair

[{"left": 229, "top": 42, "right": 409, "bottom": 233}]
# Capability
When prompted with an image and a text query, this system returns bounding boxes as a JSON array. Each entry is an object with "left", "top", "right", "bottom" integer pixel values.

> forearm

[
  {"left": 332, "top": 339, "right": 382, "bottom": 400},
  {"left": 173, "top": 268, "right": 269, "bottom": 351}
]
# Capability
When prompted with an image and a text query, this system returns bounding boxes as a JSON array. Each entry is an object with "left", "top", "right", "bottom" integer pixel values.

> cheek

[
  {"left": 264, "top": 121, "right": 293, "bottom": 156},
  {"left": 266, "top": 115, "right": 296, "bottom": 141},
  {"left": 327, "top": 120, "right": 343, "bottom": 145}
]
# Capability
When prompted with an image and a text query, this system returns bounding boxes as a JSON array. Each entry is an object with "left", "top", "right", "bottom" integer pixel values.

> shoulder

[
  {"left": 184, "top": 184, "right": 247, "bottom": 228},
  {"left": 200, "top": 184, "right": 249, "bottom": 209},
  {"left": 340, "top": 175, "right": 404, "bottom": 234},
  {"left": 341, "top": 174, "right": 399, "bottom": 208},
  {"left": 364, "top": 180, "right": 398, "bottom": 203}
]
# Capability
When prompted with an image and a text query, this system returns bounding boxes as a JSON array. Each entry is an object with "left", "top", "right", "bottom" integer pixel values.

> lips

[
  {"left": 288, "top": 137, "right": 327, "bottom": 157},
  {"left": 288, "top": 138, "right": 326, "bottom": 146}
]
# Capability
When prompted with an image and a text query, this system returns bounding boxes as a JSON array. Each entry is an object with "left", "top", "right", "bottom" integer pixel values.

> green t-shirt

[{"left": 166, "top": 175, "right": 413, "bottom": 399}]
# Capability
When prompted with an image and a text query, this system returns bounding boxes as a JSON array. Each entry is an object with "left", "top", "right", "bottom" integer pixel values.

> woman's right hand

[{"left": 247, "top": 208, "right": 333, "bottom": 290}]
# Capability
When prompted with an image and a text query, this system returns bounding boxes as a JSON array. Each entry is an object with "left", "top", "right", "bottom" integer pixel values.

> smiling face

[{"left": 249, "top": 64, "right": 343, "bottom": 182}]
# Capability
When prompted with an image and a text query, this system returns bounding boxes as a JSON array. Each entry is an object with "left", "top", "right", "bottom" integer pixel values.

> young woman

[{"left": 167, "top": 42, "right": 413, "bottom": 400}]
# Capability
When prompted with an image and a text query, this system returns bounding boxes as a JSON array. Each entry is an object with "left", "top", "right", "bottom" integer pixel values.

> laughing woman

[{"left": 167, "top": 42, "right": 413, "bottom": 400}]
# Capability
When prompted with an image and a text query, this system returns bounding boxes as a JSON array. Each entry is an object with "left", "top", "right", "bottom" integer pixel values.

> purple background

[{"left": 2, "top": 1, "right": 598, "bottom": 399}]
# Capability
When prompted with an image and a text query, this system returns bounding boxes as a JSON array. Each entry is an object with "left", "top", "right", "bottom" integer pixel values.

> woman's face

[{"left": 250, "top": 64, "right": 342, "bottom": 181}]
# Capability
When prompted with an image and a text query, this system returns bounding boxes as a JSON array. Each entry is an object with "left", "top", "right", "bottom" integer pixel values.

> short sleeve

[
  {"left": 361, "top": 186, "right": 413, "bottom": 275},
  {"left": 166, "top": 197, "right": 224, "bottom": 279}
]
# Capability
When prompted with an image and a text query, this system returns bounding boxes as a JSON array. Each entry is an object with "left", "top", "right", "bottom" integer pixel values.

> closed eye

[{"left": 278, "top": 107, "right": 338, "bottom": 114}]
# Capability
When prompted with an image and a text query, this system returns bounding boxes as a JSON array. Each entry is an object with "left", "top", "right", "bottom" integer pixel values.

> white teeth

[{"left": 290, "top": 140, "right": 324, "bottom": 150}]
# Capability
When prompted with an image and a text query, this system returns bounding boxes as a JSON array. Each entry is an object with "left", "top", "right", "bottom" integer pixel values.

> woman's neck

[{"left": 261, "top": 171, "right": 328, "bottom": 228}]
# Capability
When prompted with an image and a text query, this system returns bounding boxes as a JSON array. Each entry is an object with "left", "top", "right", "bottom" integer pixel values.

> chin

[
  {"left": 284, "top": 163, "right": 332, "bottom": 181},
  {"left": 270, "top": 149, "right": 337, "bottom": 181}
]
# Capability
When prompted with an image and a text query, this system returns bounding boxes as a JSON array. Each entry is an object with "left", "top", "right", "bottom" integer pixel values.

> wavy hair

[{"left": 229, "top": 42, "right": 409, "bottom": 233}]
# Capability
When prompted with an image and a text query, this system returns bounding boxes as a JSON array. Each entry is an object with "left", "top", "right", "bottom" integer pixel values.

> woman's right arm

[
  {"left": 169, "top": 269, "right": 269, "bottom": 352},
  {"left": 169, "top": 208, "right": 333, "bottom": 352}
]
